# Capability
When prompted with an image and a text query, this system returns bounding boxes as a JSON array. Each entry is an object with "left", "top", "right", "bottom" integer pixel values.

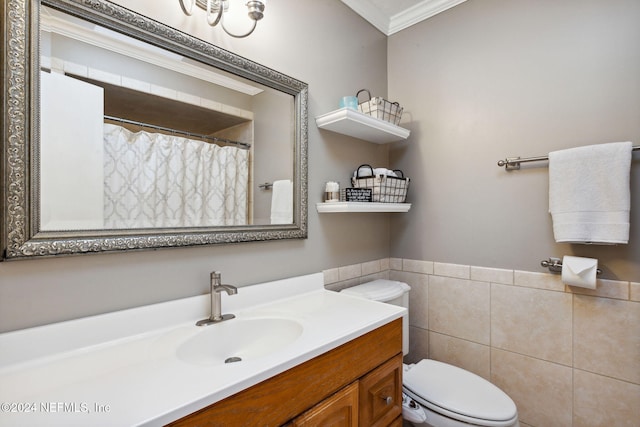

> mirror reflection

[
  {"left": 1, "top": 0, "right": 307, "bottom": 259},
  {"left": 39, "top": 5, "right": 294, "bottom": 231}
]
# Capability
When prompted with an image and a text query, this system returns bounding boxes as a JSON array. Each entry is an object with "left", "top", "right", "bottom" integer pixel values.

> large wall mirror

[{"left": 2, "top": 0, "right": 308, "bottom": 259}]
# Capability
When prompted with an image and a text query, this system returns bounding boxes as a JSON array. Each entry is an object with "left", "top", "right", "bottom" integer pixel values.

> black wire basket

[
  {"left": 356, "top": 89, "right": 404, "bottom": 125},
  {"left": 351, "top": 164, "right": 409, "bottom": 203}
]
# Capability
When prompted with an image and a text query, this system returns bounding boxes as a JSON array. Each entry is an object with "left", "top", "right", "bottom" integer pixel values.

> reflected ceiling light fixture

[{"left": 179, "top": 0, "right": 266, "bottom": 38}]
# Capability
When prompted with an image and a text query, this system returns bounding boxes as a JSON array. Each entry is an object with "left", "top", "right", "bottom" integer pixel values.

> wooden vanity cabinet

[
  {"left": 168, "top": 318, "right": 402, "bottom": 427},
  {"left": 290, "top": 352, "right": 403, "bottom": 427}
]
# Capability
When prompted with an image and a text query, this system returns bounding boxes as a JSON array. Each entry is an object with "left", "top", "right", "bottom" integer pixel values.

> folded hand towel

[
  {"left": 548, "top": 141, "right": 632, "bottom": 244},
  {"left": 270, "top": 179, "right": 293, "bottom": 225}
]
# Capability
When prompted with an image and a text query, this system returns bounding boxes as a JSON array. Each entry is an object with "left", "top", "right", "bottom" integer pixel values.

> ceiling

[{"left": 340, "top": 0, "right": 468, "bottom": 36}]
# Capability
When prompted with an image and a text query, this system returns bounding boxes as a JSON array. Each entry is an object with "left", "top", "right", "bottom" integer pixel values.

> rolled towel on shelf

[
  {"left": 353, "top": 166, "right": 398, "bottom": 178},
  {"left": 374, "top": 168, "right": 398, "bottom": 177},
  {"left": 548, "top": 141, "right": 632, "bottom": 244}
]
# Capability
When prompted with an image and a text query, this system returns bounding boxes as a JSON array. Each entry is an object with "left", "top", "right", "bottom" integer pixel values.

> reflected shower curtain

[{"left": 103, "top": 123, "right": 248, "bottom": 228}]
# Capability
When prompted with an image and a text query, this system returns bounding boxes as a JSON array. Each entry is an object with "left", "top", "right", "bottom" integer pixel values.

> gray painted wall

[
  {"left": 389, "top": 0, "right": 640, "bottom": 281},
  {"left": 0, "top": 0, "right": 391, "bottom": 332},
  {"left": 3, "top": 0, "right": 638, "bottom": 333}
]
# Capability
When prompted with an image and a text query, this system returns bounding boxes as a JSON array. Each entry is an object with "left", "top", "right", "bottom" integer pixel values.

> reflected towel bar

[
  {"left": 258, "top": 182, "right": 273, "bottom": 190},
  {"left": 497, "top": 145, "right": 639, "bottom": 171}
]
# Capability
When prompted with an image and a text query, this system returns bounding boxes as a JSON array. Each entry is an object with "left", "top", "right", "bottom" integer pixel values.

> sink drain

[{"left": 225, "top": 356, "right": 242, "bottom": 364}]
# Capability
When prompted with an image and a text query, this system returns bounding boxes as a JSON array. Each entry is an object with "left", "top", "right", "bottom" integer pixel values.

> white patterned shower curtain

[{"left": 103, "top": 123, "right": 248, "bottom": 228}]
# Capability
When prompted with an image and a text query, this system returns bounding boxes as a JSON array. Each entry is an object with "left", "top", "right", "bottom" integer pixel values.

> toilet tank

[{"left": 340, "top": 279, "right": 411, "bottom": 355}]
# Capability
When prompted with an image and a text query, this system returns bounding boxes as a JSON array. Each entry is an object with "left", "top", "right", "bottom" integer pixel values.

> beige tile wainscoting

[{"left": 323, "top": 258, "right": 640, "bottom": 427}]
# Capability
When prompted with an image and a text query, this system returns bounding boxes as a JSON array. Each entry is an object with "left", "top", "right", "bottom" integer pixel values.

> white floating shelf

[
  {"left": 315, "top": 108, "right": 410, "bottom": 144},
  {"left": 316, "top": 202, "right": 411, "bottom": 213}
]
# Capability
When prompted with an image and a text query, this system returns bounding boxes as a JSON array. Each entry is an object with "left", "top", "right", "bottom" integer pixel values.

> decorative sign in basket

[
  {"left": 351, "top": 164, "right": 409, "bottom": 203},
  {"left": 356, "top": 89, "right": 404, "bottom": 125}
]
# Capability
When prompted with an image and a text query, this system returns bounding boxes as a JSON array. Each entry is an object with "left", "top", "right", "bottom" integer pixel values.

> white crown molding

[
  {"left": 340, "top": 0, "right": 391, "bottom": 35},
  {"left": 389, "top": 0, "right": 468, "bottom": 35},
  {"left": 342, "top": 0, "right": 468, "bottom": 36}
]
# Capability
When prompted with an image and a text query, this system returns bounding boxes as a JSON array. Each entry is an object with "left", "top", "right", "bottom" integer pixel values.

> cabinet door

[
  {"left": 291, "top": 381, "right": 359, "bottom": 427},
  {"left": 359, "top": 353, "right": 402, "bottom": 427},
  {"left": 387, "top": 416, "right": 403, "bottom": 427}
]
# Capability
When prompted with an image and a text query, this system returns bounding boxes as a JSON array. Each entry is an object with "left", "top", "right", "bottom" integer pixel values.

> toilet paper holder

[{"left": 541, "top": 257, "right": 602, "bottom": 275}]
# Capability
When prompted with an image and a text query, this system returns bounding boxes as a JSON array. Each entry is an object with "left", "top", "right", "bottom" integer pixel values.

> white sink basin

[{"left": 176, "top": 318, "right": 303, "bottom": 366}]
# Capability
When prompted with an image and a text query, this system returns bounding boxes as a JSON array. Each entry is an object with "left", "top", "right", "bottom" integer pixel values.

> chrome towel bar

[{"left": 497, "top": 145, "right": 639, "bottom": 171}]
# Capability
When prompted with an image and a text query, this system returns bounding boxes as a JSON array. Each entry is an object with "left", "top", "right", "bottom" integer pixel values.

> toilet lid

[
  {"left": 403, "top": 360, "right": 517, "bottom": 425},
  {"left": 340, "top": 279, "right": 410, "bottom": 302}
]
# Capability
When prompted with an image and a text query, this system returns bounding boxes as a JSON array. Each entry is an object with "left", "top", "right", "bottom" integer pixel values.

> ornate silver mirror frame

[{"left": 1, "top": 0, "right": 308, "bottom": 260}]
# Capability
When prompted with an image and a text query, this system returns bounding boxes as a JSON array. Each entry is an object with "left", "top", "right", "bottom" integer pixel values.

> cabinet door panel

[
  {"left": 359, "top": 353, "right": 402, "bottom": 427},
  {"left": 292, "top": 382, "right": 359, "bottom": 427},
  {"left": 388, "top": 415, "right": 403, "bottom": 427}
]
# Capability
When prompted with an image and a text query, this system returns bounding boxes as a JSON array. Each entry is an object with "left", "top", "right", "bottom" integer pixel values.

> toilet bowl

[
  {"left": 403, "top": 360, "right": 519, "bottom": 427},
  {"left": 341, "top": 280, "right": 519, "bottom": 427}
]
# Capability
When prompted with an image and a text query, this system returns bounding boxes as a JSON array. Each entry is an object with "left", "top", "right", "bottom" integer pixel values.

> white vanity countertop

[{"left": 0, "top": 273, "right": 405, "bottom": 426}]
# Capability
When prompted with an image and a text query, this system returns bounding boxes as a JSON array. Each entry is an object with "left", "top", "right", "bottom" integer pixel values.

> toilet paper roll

[{"left": 561, "top": 256, "right": 598, "bottom": 289}]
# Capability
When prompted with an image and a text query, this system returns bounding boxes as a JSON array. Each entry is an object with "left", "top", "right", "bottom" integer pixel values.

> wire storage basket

[
  {"left": 356, "top": 89, "right": 404, "bottom": 125},
  {"left": 351, "top": 165, "right": 409, "bottom": 203}
]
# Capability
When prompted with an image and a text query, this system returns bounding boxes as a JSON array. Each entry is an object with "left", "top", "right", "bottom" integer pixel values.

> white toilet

[{"left": 341, "top": 279, "right": 519, "bottom": 427}]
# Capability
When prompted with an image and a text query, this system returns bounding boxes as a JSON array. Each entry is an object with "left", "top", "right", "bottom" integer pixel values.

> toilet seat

[{"left": 403, "top": 360, "right": 518, "bottom": 427}]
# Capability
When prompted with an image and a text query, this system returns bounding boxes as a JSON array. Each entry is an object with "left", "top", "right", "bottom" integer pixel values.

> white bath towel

[
  {"left": 548, "top": 141, "right": 632, "bottom": 244},
  {"left": 270, "top": 179, "right": 293, "bottom": 224}
]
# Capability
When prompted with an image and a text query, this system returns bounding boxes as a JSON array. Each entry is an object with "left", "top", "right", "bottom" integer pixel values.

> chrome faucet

[{"left": 196, "top": 271, "right": 238, "bottom": 326}]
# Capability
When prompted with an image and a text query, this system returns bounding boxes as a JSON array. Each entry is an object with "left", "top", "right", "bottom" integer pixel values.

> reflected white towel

[
  {"left": 548, "top": 141, "right": 632, "bottom": 244},
  {"left": 270, "top": 180, "right": 293, "bottom": 224}
]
